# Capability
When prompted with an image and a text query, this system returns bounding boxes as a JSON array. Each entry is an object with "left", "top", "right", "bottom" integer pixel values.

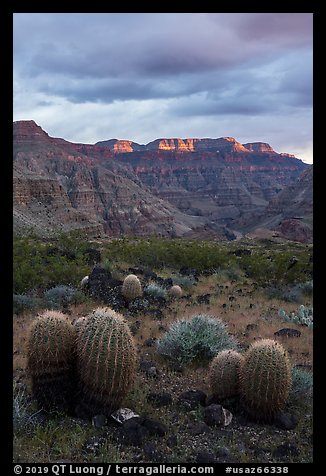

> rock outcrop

[{"left": 13, "top": 120, "right": 311, "bottom": 241}]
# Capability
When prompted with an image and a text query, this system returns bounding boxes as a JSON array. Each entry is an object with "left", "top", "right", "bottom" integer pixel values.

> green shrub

[
  {"left": 288, "top": 367, "right": 313, "bottom": 404},
  {"left": 156, "top": 314, "right": 238, "bottom": 368},
  {"left": 44, "top": 285, "right": 85, "bottom": 309},
  {"left": 13, "top": 294, "right": 43, "bottom": 315},
  {"left": 144, "top": 282, "right": 167, "bottom": 299},
  {"left": 171, "top": 275, "right": 196, "bottom": 290},
  {"left": 13, "top": 384, "right": 32, "bottom": 433},
  {"left": 13, "top": 234, "right": 90, "bottom": 294}
]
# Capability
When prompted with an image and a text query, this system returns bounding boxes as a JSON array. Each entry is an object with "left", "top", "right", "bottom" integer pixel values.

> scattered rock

[
  {"left": 118, "top": 418, "right": 148, "bottom": 446},
  {"left": 167, "top": 435, "right": 178, "bottom": 448},
  {"left": 274, "top": 412, "right": 298, "bottom": 430},
  {"left": 92, "top": 414, "right": 107, "bottom": 428},
  {"left": 215, "top": 447, "right": 232, "bottom": 459},
  {"left": 272, "top": 443, "right": 300, "bottom": 458},
  {"left": 274, "top": 328, "right": 301, "bottom": 337},
  {"left": 143, "top": 442, "right": 162, "bottom": 462},
  {"left": 197, "top": 294, "right": 211, "bottom": 304},
  {"left": 195, "top": 451, "right": 217, "bottom": 464},
  {"left": 188, "top": 421, "right": 210, "bottom": 435},
  {"left": 246, "top": 323, "right": 258, "bottom": 332},
  {"left": 142, "top": 418, "right": 168, "bottom": 437},
  {"left": 228, "top": 296, "right": 236, "bottom": 302},
  {"left": 179, "top": 267, "right": 199, "bottom": 279},
  {"left": 144, "top": 337, "right": 156, "bottom": 347},
  {"left": 83, "top": 248, "right": 101, "bottom": 265},
  {"left": 130, "top": 320, "right": 141, "bottom": 335},
  {"left": 82, "top": 436, "right": 106, "bottom": 454},
  {"left": 178, "top": 390, "right": 207, "bottom": 409},
  {"left": 143, "top": 270, "right": 157, "bottom": 280},
  {"left": 111, "top": 408, "right": 140, "bottom": 424},
  {"left": 203, "top": 404, "right": 233, "bottom": 427},
  {"left": 147, "top": 392, "right": 173, "bottom": 407}
]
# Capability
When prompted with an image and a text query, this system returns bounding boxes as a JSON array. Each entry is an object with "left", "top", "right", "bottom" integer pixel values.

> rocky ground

[{"left": 13, "top": 264, "right": 313, "bottom": 464}]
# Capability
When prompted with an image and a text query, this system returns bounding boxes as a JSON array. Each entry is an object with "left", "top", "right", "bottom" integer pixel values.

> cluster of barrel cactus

[
  {"left": 27, "top": 307, "right": 137, "bottom": 416},
  {"left": 209, "top": 339, "right": 292, "bottom": 421}
]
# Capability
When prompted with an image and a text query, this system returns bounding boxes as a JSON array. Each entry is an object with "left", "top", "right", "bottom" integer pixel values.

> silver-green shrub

[
  {"left": 144, "top": 282, "right": 167, "bottom": 299},
  {"left": 156, "top": 314, "right": 238, "bottom": 367},
  {"left": 44, "top": 285, "right": 84, "bottom": 309},
  {"left": 288, "top": 367, "right": 313, "bottom": 404}
]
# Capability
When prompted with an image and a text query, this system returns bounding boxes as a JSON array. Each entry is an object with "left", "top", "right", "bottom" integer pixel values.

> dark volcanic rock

[
  {"left": 274, "top": 328, "right": 301, "bottom": 337},
  {"left": 272, "top": 443, "right": 300, "bottom": 458},
  {"left": 147, "top": 392, "right": 173, "bottom": 407},
  {"left": 195, "top": 451, "right": 217, "bottom": 464},
  {"left": 142, "top": 418, "right": 168, "bottom": 436},
  {"left": 203, "top": 404, "right": 233, "bottom": 427},
  {"left": 274, "top": 412, "right": 298, "bottom": 430},
  {"left": 178, "top": 390, "right": 207, "bottom": 409}
]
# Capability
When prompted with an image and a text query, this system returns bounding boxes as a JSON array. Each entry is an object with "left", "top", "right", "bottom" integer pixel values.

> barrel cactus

[
  {"left": 209, "top": 350, "right": 244, "bottom": 399},
  {"left": 76, "top": 307, "right": 137, "bottom": 416},
  {"left": 121, "top": 274, "right": 142, "bottom": 301},
  {"left": 169, "top": 285, "right": 183, "bottom": 298},
  {"left": 73, "top": 316, "right": 88, "bottom": 334},
  {"left": 239, "top": 339, "right": 292, "bottom": 421},
  {"left": 27, "top": 310, "right": 76, "bottom": 412}
]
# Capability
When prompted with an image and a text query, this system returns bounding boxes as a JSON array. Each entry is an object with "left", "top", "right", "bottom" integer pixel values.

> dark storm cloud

[{"left": 13, "top": 13, "right": 313, "bottom": 163}]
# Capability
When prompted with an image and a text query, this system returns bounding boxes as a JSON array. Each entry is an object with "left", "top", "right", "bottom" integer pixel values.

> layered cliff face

[{"left": 13, "top": 120, "right": 311, "bottom": 240}]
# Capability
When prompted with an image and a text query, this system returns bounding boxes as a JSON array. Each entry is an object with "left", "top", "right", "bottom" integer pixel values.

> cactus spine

[
  {"left": 169, "top": 285, "right": 183, "bottom": 298},
  {"left": 76, "top": 307, "right": 137, "bottom": 416},
  {"left": 239, "top": 339, "right": 292, "bottom": 420},
  {"left": 209, "top": 350, "right": 244, "bottom": 399},
  {"left": 27, "top": 310, "right": 76, "bottom": 412},
  {"left": 122, "top": 274, "right": 142, "bottom": 301}
]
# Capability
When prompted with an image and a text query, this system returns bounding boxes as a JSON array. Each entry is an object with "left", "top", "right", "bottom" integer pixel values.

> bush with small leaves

[
  {"left": 156, "top": 314, "right": 238, "bottom": 368},
  {"left": 171, "top": 275, "right": 196, "bottom": 290},
  {"left": 44, "top": 285, "right": 84, "bottom": 309},
  {"left": 239, "top": 339, "right": 292, "bottom": 421},
  {"left": 209, "top": 350, "right": 244, "bottom": 399},
  {"left": 121, "top": 274, "right": 142, "bottom": 301},
  {"left": 76, "top": 307, "right": 137, "bottom": 416},
  {"left": 288, "top": 367, "right": 313, "bottom": 405},
  {"left": 144, "top": 282, "right": 167, "bottom": 299},
  {"left": 13, "top": 294, "right": 43, "bottom": 315},
  {"left": 27, "top": 310, "right": 77, "bottom": 412}
]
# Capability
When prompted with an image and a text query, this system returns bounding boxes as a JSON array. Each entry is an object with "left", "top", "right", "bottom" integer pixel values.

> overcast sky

[{"left": 13, "top": 13, "right": 313, "bottom": 163}]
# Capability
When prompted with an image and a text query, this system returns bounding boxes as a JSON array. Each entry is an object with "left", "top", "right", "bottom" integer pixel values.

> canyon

[{"left": 13, "top": 120, "right": 312, "bottom": 242}]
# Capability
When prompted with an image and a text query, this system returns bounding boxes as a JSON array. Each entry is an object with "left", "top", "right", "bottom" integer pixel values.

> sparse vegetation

[
  {"left": 278, "top": 305, "right": 313, "bottom": 328},
  {"left": 144, "top": 282, "right": 168, "bottom": 299},
  {"left": 157, "top": 314, "right": 238, "bottom": 368},
  {"left": 13, "top": 234, "right": 313, "bottom": 463}
]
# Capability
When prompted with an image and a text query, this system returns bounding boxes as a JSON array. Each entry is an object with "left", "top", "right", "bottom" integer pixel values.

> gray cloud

[{"left": 13, "top": 13, "right": 313, "bottom": 163}]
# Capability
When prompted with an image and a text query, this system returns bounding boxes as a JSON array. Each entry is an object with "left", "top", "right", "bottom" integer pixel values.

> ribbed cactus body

[
  {"left": 239, "top": 339, "right": 292, "bottom": 420},
  {"left": 209, "top": 350, "right": 244, "bottom": 399},
  {"left": 27, "top": 310, "right": 76, "bottom": 412},
  {"left": 121, "top": 274, "right": 142, "bottom": 301},
  {"left": 76, "top": 307, "right": 136, "bottom": 416},
  {"left": 169, "top": 285, "right": 183, "bottom": 297}
]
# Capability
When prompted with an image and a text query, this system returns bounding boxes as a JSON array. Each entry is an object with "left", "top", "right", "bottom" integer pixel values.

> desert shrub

[
  {"left": 13, "top": 233, "right": 90, "bottom": 294},
  {"left": 156, "top": 314, "right": 238, "bottom": 367},
  {"left": 13, "top": 384, "right": 32, "bottom": 433},
  {"left": 288, "top": 367, "right": 313, "bottom": 404},
  {"left": 13, "top": 294, "right": 43, "bottom": 315},
  {"left": 44, "top": 285, "right": 85, "bottom": 309},
  {"left": 144, "top": 282, "right": 167, "bottom": 299},
  {"left": 171, "top": 274, "right": 196, "bottom": 290},
  {"left": 278, "top": 305, "right": 313, "bottom": 328}
]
